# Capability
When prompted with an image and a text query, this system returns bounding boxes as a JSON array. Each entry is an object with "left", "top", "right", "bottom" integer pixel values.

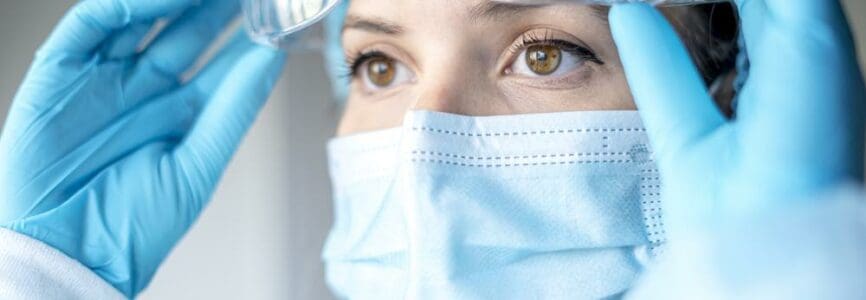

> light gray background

[{"left": 1, "top": 1, "right": 865, "bottom": 299}]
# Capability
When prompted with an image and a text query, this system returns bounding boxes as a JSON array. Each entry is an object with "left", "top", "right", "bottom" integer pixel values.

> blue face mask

[{"left": 323, "top": 110, "right": 666, "bottom": 299}]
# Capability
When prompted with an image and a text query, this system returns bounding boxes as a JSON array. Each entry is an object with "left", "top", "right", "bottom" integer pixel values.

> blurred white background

[{"left": 0, "top": 1, "right": 865, "bottom": 299}]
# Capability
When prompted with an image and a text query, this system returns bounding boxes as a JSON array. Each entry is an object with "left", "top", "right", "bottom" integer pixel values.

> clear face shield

[
  {"left": 241, "top": 0, "right": 741, "bottom": 107},
  {"left": 242, "top": 0, "right": 342, "bottom": 48},
  {"left": 241, "top": 0, "right": 730, "bottom": 48}
]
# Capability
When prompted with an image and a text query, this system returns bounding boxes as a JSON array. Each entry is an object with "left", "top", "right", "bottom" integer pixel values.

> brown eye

[
  {"left": 366, "top": 56, "right": 396, "bottom": 87},
  {"left": 525, "top": 45, "right": 562, "bottom": 75}
]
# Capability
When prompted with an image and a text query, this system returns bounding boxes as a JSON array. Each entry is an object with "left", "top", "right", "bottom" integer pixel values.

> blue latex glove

[
  {"left": 609, "top": 1, "right": 865, "bottom": 237},
  {"left": 0, "top": 0, "right": 286, "bottom": 297}
]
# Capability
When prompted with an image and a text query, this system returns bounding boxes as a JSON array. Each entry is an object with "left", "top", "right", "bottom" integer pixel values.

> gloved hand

[
  {"left": 609, "top": 0, "right": 865, "bottom": 237},
  {"left": 0, "top": 0, "right": 286, "bottom": 297}
]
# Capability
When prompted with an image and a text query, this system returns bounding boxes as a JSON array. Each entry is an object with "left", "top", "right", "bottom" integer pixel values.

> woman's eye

[
  {"left": 357, "top": 55, "right": 414, "bottom": 91},
  {"left": 511, "top": 43, "right": 593, "bottom": 78}
]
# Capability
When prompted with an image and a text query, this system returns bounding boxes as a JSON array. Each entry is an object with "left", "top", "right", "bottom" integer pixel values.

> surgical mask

[{"left": 323, "top": 110, "right": 666, "bottom": 299}]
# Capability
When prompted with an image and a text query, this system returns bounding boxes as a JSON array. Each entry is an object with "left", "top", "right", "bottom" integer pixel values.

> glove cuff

[{"left": 0, "top": 228, "right": 124, "bottom": 299}]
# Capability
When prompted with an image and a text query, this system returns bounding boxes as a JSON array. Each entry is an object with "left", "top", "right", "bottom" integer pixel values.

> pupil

[
  {"left": 367, "top": 57, "right": 396, "bottom": 86},
  {"left": 373, "top": 62, "right": 388, "bottom": 74},
  {"left": 526, "top": 45, "right": 561, "bottom": 75},
  {"left": 533, "top": 51, "right": 548, "bottom": 62}
]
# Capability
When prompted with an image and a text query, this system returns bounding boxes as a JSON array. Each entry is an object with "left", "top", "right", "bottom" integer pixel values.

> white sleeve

[
  {"left": 0, "top": 228, "right": 124, "bottom": 300},
  {"left": 627, "top": 183, "right": 866, "bottom": 300}
]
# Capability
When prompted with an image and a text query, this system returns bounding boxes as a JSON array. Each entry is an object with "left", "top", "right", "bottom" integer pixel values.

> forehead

[
  {"left": 345, "top": 0, "right": 607, "bottom": 28},
  {"left": 348, "top": 0, "right": 490, "bottom": 17}
]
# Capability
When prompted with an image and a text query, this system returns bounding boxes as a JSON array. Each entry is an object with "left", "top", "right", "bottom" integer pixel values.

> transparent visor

[{"left": 241, "top": 0, "right": 729, "bottom": 49}]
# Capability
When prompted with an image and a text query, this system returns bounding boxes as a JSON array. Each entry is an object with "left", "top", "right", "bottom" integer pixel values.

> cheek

[
  {"left": 497, "top": 66, "right": 636, "bottom": 112},
  {"left": 593, "top": 66, "right": 636, "bottom": 110},
  {"left": 336, "top": 95, "right": 416, "bottom": 136},
  {"left": 571, "top": 63, "right": 635, "bottom": 111}
]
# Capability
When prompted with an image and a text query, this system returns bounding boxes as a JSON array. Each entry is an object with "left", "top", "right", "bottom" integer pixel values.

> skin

[{"left": 337, "top": 0, "right": 635, "bottom": 136}]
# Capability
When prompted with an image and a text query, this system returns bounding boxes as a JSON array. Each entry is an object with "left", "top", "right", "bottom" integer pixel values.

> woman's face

[{"left": 337, "top": 0, "right": 634, "bottom": 136}]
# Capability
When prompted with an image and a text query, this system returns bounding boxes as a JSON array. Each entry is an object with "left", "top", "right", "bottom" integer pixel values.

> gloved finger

[
  {"left": 735, "top": 0, "right": 854, "bottom": 64},
  {"left": 39, "top": 0, "right": 199, "bottom": 55},
  {"left": 735, "top": 0, "right": 858, "bottom": 119},
  {"left": 734, "top": 0, "right": 866, "bottom": 183},
  {"left": 102, "top": 21, "right": 154, "bottom": 60},
  {"left": 8, "top": 89, "right": 198, "bottom": 220},
  {"left": 609, "top": 3, "right": 726, "bottom": 165},
  {"left": 173, "top": 33, "right": 285, "bottom": 203},
  {"left": 126, "top": 0, "right": 240, "bottom": 102},
  {"left": 187, "top": 31, "right": 251, "bottom": 94}
]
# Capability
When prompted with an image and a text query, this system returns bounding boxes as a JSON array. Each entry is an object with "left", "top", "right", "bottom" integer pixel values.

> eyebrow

[
  {"left": 470, "top": 1, "right": 609, "bottom": 22},
  {"left": 469, "top": 2, "right": 545, "bottom": 20},
  {"left": 343, "top": 15, "right": 405, "bottom": 35}
]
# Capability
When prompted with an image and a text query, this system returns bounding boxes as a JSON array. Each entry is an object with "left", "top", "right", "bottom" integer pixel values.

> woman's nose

[
  {"left": 409, "top": 49, "right": 496, "bottom": 116},
  {"left": 411, "top": 81, "right": 471, "bottom": 115}
]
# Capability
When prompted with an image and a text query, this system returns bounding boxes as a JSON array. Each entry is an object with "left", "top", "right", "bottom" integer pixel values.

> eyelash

[
  {"left": 508, "top": 31, "right": 603, "bottom": 66},
  {"left": 344, "top": 50, "right": 386, "bottom": 79},
  {"left": 342, "top": 32, "right": 604, "bottom": 79}
]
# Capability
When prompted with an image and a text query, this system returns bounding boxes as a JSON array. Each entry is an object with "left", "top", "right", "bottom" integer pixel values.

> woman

[
  {"left": 0, "top": 0, "right": 863, "bottom": 299},
  {"left": 322, "top": 1, "right": 738, "bottom": 298}
]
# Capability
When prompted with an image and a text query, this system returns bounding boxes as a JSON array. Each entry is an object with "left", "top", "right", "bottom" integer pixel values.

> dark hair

[{"left": 663, "top": 3, "right": 740, "bottom": 116}]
